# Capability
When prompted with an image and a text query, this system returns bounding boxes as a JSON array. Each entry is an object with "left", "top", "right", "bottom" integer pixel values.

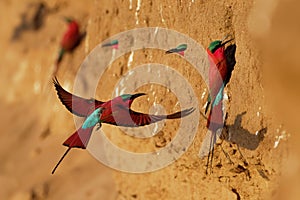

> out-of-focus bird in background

[
  {"left": 54, "top": 17, "right": 85, "bottom": 75},
  {"left": 102, "top": 39, "right": 119, "bottom": 49},
  {"left": 165, "top": 44, "right": 187, "bottom": 56}
]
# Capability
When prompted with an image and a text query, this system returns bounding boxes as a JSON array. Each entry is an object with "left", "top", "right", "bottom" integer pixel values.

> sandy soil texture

[{"left": 0, "top": 0, "right": 298, "bottom": 199}]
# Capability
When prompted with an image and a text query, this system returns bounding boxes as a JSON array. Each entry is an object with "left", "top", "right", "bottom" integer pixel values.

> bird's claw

[{"left": 96, "top": 123, "right": 102, "bottom": 131}]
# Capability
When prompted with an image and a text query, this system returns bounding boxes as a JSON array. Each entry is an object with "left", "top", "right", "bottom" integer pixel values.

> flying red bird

[
  {"left": 51, "top": 78, "right": 194, "bottom": 173},
  {"left": 53, "top": 78, "right": 194, "bottom": 127}
]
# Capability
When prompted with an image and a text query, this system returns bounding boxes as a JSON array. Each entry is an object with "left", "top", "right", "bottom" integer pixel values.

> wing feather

[
  {"left": 102, "top": 106, "right": 195, "bottom": 127},
  {"left": 53, "top": 77, "right": 104, "bottom": 117}
]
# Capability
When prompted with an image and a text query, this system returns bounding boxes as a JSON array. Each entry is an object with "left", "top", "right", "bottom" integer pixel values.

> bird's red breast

[
  {"left": 99, "top": 97, "right": 132, "bottom": 125},
  {"left": 207, "top": 47, "right": 228, "bottom": 99},
  {"left": 61, "top": 21, "right": 80, "bottom": 51},
  {"left": 206, "top": 46, "right": 228, "bottom": 131}
]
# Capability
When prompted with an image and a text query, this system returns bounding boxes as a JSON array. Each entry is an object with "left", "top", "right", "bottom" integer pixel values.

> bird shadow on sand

[{"left": 222, "top": 111, "right": 267, "bottom": 151}]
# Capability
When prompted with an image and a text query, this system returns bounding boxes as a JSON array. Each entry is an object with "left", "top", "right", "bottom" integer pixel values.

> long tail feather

[
  {"left": 56, "top": 48, "right": 64, "bottom": 65},
  {"left": 206, "top": 102, "right": 223, "bottom": 132},
  {"left": 166, "top": 107, "right": 195, "bottom": 119},
  {"left": 52, "top": 127, "right": 93, "bottom": 174},
  {"left": 52, "top": 147, "right": 71, "bottom": 174},
  {"left": 63, "top": 127, "right": 93, "bottom": 149}
]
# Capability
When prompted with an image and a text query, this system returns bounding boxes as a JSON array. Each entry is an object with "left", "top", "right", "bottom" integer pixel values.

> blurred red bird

[{"left": 54, "top": 17, "right": 81, "bottom": 75}]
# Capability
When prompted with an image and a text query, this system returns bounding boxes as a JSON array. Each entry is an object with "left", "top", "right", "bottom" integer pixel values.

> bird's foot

[{"left": 96, "top": 123, "right": 102, "bottom": 131}]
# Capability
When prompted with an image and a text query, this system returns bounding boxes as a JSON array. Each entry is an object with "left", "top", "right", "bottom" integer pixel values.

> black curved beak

[
  {"left": 221, "top": 34, "right": 234, "bottom": 46},
  {"left": 102, "top": 42, "right": 112, "bottom": 47},
  {"left": 131, "top": 93, "right": 146, "bottom": 100},
  {"left": 165, "top": 48, "right": 177, "bottom": 54},
  {"left": 221, "top": 38, "right": 234, "bottom": 46}
]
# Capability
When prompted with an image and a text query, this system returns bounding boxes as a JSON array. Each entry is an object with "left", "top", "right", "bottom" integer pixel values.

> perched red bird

[
  {"left": 205, "top": 40, "right": 229, "bottom": 131},
  {"left": 52, "top": 78, "right": 194, "bottom": 173},
  {"left": 54, "top": 17, "right": 81, "bottom": 75},
  {"left": 201, "top": 37, "right": 235, "bottom": 173}
]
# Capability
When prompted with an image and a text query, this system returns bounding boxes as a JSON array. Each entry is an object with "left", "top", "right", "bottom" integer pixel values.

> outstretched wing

[
  {"left": 53, "top": 77, "right": 104, "bottom": 117},
  {"left": 102, "top": 106, "right": 195, "bottom": 127}
]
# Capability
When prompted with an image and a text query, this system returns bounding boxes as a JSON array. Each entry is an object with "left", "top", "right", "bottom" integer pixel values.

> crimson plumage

[
  {"left": 54, "top": 18, "right": 81, "bottom": 75},
  {"left": 60, "top": 20, "right": 80, "bottom": 51},
  {"left": 53, "top": 78, "right": 194, "bottom": 127},
  {"left": 206, "top": 41, "right": 228, "bottom": 132},
  {"left": 202, "top": 38, "right": 236, "bottom": 174},
  {"left": 52, "top": 78, "right": 194, "bottom": 174}
]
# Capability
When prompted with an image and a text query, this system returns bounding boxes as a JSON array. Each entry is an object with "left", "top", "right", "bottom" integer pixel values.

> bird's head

[
  {"left": 208, "top": 40, "right": 222, "bottom": 53},
  {"left": 177, "top": 44, "right": 187, "bottom": 50},
  {"left": 63, "top": 17, "right": 74, "bottom": 24},
  {"left": 111, "top": 39, "right": 119, "bottom": 45},
  {"left": 95, "top": 107, "right": 104, "bottom": 116},
  {"left": 208, "top": 36, "right": 234, "bottom": 53},
  {"left": 165, "top": 44, "right": 187, "bottom": 54},
  {"left": 120, "top": 93, "right": 146, "bottom": 105}
]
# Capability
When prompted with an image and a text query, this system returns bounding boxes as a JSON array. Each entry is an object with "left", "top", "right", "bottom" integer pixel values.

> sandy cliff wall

[{"left": 0, "top": 0, "right": 297, "bottom": 199}]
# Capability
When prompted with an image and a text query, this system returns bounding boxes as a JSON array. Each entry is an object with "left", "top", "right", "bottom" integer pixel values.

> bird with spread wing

[{"left": 51, "top": 77, "right": 195, "bottom": 173}]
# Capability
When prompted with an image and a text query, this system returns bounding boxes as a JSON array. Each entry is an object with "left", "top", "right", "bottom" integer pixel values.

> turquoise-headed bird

[
  {"left": 205, "top": 37, "right": 234, "bottom": 130},
  {"left": 165, "top": 44, "right": 187, "bottom": 56},
  {"left": 201, "top": 36, "right": 236, "bottom": 173},
  {"left": 53, "top": 78, "right": 194, "bottom": 127},
  {"left": 102, "top": 39, "right": 119, "bottom": 49},
  {"left": 52, "top": 78, "right": 195, "bottom": 173}
]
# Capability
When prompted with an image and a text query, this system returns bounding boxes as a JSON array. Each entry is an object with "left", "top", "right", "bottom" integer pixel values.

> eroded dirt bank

[{"left": 0, "top": 0, "right": 297, "bottom": 199}]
